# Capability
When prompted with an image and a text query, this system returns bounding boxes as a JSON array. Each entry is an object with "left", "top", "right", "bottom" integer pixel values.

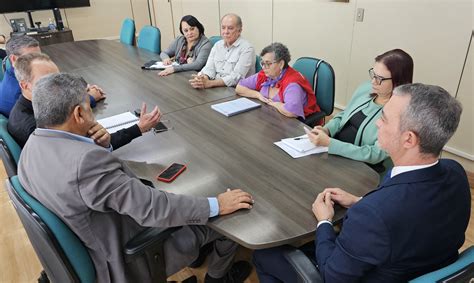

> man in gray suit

[{"left": 18, "top": 73, "right": 254, "bottom": 283}]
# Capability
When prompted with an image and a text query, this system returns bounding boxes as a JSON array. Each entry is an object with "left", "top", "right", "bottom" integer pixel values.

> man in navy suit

[{"left": 253, "top": 83, "right": 471, "bottom": 282}]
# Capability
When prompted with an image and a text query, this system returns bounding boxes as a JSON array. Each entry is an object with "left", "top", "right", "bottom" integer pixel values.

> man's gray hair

[
  {"left": 14, "top": 53, "right": 52, "bottom": 83},
  {"left": 5, "top": 35, "right": 39, "bottom": 57},
  {"left": 394, "top": 83, "right": 462, "bottom": 156},
  {"left": 33, "top": 73, "right": 89, "bottom": 128},
  {"left": 260, "top": 42, "right": 291, "bottom": 68},
  {"left": 221, "top": 13, "right": 242, "bottom": 29}
]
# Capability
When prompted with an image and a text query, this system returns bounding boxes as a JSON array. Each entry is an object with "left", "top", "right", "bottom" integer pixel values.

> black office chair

[
  {"left": 6, "top": 175, "right": 180, "bottom": 283},
  {"left": 281, "top": 248, "right": 323, "bottom": 283},
  {"left": 0, "top": 139, "right": 17, "bottom": 178},
  {"left": 292, "top": 57, "right": 335, "bottom": 127},
  {"left": 282, "top": 244, "right": 474, "bottom": 283}
]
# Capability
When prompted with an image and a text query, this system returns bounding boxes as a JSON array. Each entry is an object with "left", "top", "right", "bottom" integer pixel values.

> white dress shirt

[{"left": 200, "top": 36, "right": 255, "bottom": 87}]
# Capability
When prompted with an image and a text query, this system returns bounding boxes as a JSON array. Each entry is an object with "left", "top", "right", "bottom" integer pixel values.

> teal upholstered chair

[
  {"left": 120, "top": 18, "right": 135, "bottom": 46},
  {"left": 255, "top": 55, "right": 262, "bottom": 73},
  {"left": 7, "top": 174, "right": 180, "bottom": 282},
  {"left": 1, "top": 56, "right": 12, "bottom": 81},
  {"left": 209, "top": 35, "right": 222, "bottom": 46},
  {"left": 0, "top": 114, "right": 21, "bottom": 167},
  {"left": 8, "top": 176, "right": 96, "bottom": 283},
  {"left": 409, "top": 246, "right": 474, "bottom": 282},
  {"left": 3, "top": 56, "right": 11, "bottom": 72},
  {"left": 137, "top": 25, "right": 161, "bottom": 53},
  {"left": 292, "top": 57, "right": 335, "bottom": 127},
  {"left": 378, "top": 158, "right": 394, "bottom": 184}
]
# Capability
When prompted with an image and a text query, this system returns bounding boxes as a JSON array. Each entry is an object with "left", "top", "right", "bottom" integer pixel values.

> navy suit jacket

[{"left": 316, "top": 159, "right": 471, "bottom": 283}]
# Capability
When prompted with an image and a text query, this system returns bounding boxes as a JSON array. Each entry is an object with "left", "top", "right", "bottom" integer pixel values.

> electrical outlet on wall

[{"left": 356, "top": 8, "right": 365, "bottom": 22}]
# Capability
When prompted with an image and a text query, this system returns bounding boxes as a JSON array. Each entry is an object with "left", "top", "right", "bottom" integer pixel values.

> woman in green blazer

[{"left": 308, "top": 49, "right": 414, "bottom": 170}]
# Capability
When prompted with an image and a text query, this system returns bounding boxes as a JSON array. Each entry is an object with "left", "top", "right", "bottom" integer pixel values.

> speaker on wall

[{"left": 53, "top": 8, "right": 64, "bottom": 31}]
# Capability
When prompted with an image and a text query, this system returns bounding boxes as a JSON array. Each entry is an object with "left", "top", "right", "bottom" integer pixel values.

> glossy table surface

[
  {"left": 43, "top": 39, "right": 236, "bottom": 117},
  {"left": 43, "top": 40, "right": 379, "bottom": 249}
]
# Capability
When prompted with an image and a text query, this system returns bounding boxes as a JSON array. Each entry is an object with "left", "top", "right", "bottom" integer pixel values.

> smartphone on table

[{"left": 157, "top": 163, "right": 186, "bottom": 182}]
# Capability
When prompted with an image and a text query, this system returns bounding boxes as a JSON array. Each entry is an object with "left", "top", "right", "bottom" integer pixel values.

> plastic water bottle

[{"left": 48, "top": 18, "right": 56, "bottom": 31}]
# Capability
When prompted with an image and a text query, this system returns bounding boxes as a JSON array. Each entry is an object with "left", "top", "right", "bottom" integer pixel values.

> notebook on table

[
  {"left": 281, "top": 135, "right": 317, "bottom": 153},
  {"left": 211, "top": 98, "right": 261, "bottom": 117},
  {"left": 97, "top": 112, "right": 139, "bottom": 134},
  {"left": 142, "top": 60, "right": 179, "bottom": 70},
  {"left": 274, "top": 132, "right": 328, "bottom": 158}
]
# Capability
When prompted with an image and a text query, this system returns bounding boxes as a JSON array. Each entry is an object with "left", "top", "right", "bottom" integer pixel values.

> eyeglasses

[
  {"left": 369, "top": 68, "right": 392, "bottom": 85},
  {"left": 260, "top": 61, "right": 277, "bottom": 69}
]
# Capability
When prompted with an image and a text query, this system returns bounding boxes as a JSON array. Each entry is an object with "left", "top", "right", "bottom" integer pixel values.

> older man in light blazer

[{"left": 18, "top": 73, "right": 254, "bottom": 283}]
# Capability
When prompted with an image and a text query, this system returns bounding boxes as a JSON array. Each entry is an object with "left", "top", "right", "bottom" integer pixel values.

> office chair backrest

[
  {"left": 409, "top": 246, "right": 474, "bottom": 282},
  {"left": 0, "top": 60, "right": 4, "bottom": 81},
  {"left": 255, "top": 55, "right": 262, "bottom": 73},
  {"left": 208, "top": 35, "right": 222, "bottom": 46},
  {"left": 8, "top": 176, "right": 96, "bottom": 283},
  {"left": 0, "top": 139, "right": 17, "bottom": 178},
  {"left": 0, "top": 114, "right": 21, "bottom": 165},
  {"left": 1, "top": 56, "right": 11, "bottom": 81},
  {"left": 293, "top": 57, "right": 335, "bottom": 117},
  {"left": 120, "top": 18, "right": 135, "bottom": 46},
  {"left": 137, "top": 25, "right": 161, "bottom": 53},
  {"left": 2, "top": 56, "right": 11, "bottom": 72}
]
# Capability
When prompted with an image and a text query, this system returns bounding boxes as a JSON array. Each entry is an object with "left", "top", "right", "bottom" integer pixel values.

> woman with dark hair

[
  {"left": 236, "top": 42, "right": 320, "bottom": 119},
  {"left": 158, "top": 15, "right": 211, "bottom": 76},
  {"left": 308, "top": 49, "right": 414, "bottom": 167}
]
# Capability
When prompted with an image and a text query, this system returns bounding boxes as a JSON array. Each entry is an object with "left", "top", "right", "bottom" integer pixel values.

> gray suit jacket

[{"left": 18, "top": 129, "right": 210, "bottom": 283}]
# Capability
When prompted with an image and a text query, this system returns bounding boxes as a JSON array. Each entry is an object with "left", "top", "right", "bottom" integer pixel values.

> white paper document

[
  {"left": 97, "top": 112, "right": 139, "bottom": 134},
  {"left": 275, "top": 134, "right": 328, "bottom": 158},
  {"left": 281, "top": 135, "right": 317, "bottom": 153},
  {"left": 149, "top": 61, "right": 179, "bottom": 70},
  {"left": 211, "top": 98, "right": 261, "bottom": 117}
]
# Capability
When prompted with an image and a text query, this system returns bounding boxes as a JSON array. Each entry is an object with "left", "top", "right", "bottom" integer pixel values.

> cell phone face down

[
  {"left": 154, "top": 122, "right": 168, "bottom": 132},
  {"left": 157, "top": 163, "right": 186, "bottom": 182}
]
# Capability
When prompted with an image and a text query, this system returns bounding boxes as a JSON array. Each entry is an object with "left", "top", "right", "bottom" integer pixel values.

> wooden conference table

[{"left": 42, "top": 40, "right": 379, "bottom": 249}]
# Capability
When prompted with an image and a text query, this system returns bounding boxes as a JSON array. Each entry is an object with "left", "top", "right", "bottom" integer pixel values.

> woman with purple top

[{"left": 236, "top": 42, "right": 320, "bottom": 119}]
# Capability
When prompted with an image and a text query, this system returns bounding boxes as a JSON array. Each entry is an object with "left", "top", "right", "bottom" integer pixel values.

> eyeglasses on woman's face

[
  {"left": 369, "top": 68, "right": 392, "bottom": 85},
  {"left": 260, "top": 60, "right": 277, "bottom": 69}
]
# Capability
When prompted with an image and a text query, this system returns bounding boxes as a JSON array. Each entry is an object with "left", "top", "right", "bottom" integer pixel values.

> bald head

[{"left": 220, "top": 13, "right": 242, "bottom": 46}]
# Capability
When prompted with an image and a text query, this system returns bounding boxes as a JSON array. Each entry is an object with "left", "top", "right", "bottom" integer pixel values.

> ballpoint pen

[{"left": 294, "top": 136, "right": 309, "bottom": 140}]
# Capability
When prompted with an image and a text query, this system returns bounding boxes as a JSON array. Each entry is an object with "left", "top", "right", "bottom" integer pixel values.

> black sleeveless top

[{"left": 334, "top": 110, "right": 367, "bottom": 145}]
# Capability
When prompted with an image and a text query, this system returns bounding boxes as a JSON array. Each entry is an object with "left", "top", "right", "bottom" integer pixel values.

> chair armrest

[
  {"left": 302, "top": 111, "right": 327, "bottom": 128},
  {"left": 124, "top": 226, "right": 181, "bottom": 257},
  {"left": 283, "top": 248, "right": 323, "bottom": 283},
  {"left": 0, "top": 139, "right": 18, "bottom": 178}
]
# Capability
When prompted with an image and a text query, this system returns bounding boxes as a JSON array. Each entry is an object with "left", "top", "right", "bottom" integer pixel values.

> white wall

[
  {"left": 444, "top": 32, "right": 473, "bottom": 171},
  {"left": 273, "top": 0, "right": 357, "bottom": 107},
  {"left": 220, "top": 0, "right": 273, "bottom": 53},
  {"left": 0, "top": 0, "right": 132, "bottom": 41}
]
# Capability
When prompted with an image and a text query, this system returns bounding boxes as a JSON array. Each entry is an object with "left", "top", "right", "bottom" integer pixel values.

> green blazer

[{"left": 324, "top": 81, "right": 388, "bottom": 164}]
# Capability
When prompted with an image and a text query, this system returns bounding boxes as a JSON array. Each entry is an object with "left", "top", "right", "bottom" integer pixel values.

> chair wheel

[{"left": 37, "top": 270, "right": 50, "bottom": 283}]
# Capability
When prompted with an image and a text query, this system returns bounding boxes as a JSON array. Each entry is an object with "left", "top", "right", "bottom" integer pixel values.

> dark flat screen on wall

[{"left": 0, "top": 0, "right": 91, "bottom": 13}]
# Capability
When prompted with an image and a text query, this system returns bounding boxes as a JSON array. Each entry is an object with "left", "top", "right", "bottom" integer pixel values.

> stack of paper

[
  {"left": 211, "top": 98, "right": 261, "bottom": 117},
  {"left": 142, "top": 60, "right": 179, "bottom": 70},
  {"left": 274, "top": 134, "right": 328, "bottom": 158},
  {"left": 150, "top": 61, "right": 178, "bottom": 69},
  {"left": 97, "top": 112, "right": 139, "bottom": 134}
]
